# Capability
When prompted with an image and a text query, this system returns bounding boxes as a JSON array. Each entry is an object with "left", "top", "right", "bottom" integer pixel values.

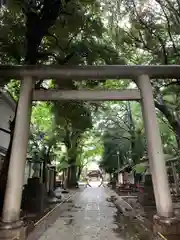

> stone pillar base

[
  {"left": 153, "top": 214, "right": 180, "bottom": 240},
  {"left": 0, "top": 220, "right": 26, "bottom": 240}
]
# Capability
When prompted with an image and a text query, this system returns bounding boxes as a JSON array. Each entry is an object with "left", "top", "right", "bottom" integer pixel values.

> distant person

[
  {"left": 85, "top": 177, "right": 91, "bottom": 187},
  {"left": 98, "top": 176, "right": 104, "bottom": 187},
  {"left": 133, "top": 164, "right": 146, "bottom": 184},
  {"left": 133, "top": 163, "right": 146, "bottom": 192}
]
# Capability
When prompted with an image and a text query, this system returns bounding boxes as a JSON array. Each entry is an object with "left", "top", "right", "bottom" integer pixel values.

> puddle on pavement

[
  {"left": 61, "top": 214, "right": 73, "bottom": 218},
  {"left": 61, "top": 213, "right": 75, "bottom": 225},
  {"left": 73, "top": 205, "right": 82, "bottom": 209},
  {"left": 113, "top": 211, "right": 158, "bottom": 240},
  {"left": 70, "top": 205, "right": 82, "bottom": 212},
  {"left": 108, "top": 203, "right": 115, "bottom": 208},
  {"left": 64, "top": 217, "right": 74, "bottom": 225},
  {"left": 70, "top": 209, "right": 79, "bottom": 213}
]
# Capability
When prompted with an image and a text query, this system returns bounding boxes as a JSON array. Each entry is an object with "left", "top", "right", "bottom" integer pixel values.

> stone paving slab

[
  {"left": 28, "top": 184, "right": 157, "bottom": 240},
  {"left": 27, "top": 189, "right": 80, "bottom": 240},
  {"left": 37, "top": 187, "right": 120, "bottom": 240}
]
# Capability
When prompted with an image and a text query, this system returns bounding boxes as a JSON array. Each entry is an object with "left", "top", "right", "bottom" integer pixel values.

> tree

[
  {"left": 0, "top": 0, "right": 122, "bottom": 194},
  {"left": 29, "top": 102, "right": 64, "bottom": 163},
  {"left": 101, "top": 0, "right": 180, "bottom": 148},
  {"left": 0, "top": 0, "right": 66, "bottom": 210},
  {"left": 92, "top": 100, "right": 146, "bottom": 177},
  {"left": 1, "top": 0, "right": 179, "bottom": 204},
  {"left": 76, "top": 130, "right": 103, "bottom": 180}
]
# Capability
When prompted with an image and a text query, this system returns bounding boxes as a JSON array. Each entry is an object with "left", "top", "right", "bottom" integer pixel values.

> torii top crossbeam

[{"left": 0, "top": 65, "right": 180, "bottom": 79}]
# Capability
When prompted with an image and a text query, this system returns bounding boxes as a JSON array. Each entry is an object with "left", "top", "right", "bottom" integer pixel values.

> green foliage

[
  {"left": 5, "top": 80, "right": 20, "bottom": 100},
  {"left": 31, "top": 102, "right": 53, "bottom": 133},
  {"left": 76, "top": 130, "right": 103, "bottom": 170},
  {"left": 0, "top": 0, "right": 122, "bottom": 177},
  {"left": 96, "top": 102, "right": 146, "bottom": 173},
  {"left": 28, "top": 102, "right": 64, "bottom": 162},
  {"left": 99, "top": 0, "right": 180, "bottom": 160},
  {"left": 2, "top": 0, "right": 180, "bottom": 177},
  {"left": 100, "top": 128, "right": 130, "bottom": 173}
]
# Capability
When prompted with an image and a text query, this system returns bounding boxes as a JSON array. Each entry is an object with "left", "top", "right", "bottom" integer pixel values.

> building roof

[
  {"left": 0, "top": 89, "right": 16, "bottom": 111},
  {"left": 0, "top": 90, "right": 16, "bottom": 156}
]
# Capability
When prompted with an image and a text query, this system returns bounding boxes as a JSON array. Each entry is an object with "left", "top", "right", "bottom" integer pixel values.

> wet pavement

[{"left": 29, "top": 183, "right": 156, "bottom": 240}]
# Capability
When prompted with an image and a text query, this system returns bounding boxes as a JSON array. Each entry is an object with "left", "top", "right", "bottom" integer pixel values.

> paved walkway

[{"left": 28, "top": 184, "right": 155, "bottom": 240}]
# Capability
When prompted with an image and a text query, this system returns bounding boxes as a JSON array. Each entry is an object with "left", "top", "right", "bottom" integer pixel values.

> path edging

[{"left": 106, "top": 186, "right": 167, "bottom": 239}]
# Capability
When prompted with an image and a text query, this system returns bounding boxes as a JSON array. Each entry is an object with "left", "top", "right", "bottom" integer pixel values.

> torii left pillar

[{"left": 0, "top": 77, "right": 33, "bottom": 240}]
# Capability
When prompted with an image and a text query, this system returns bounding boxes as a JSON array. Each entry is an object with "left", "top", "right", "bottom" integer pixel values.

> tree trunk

[
  {"left": 77, "top": 167, "right": 82, "bottom": 181},
  {"left": 111, "top": 173, "right": 117, "bottom": 189},
  {"left": 0, "top": 1, "right": 62, "bottom": 215},
  {"left": 127, "top": 102, "right": 137, "bottom": 163},
  {"left": 70, "top": 165, "right": 77, "bottom": 187},
  {"left": 109, "top": 173, "right": 112, "bottom": 182},
  {"left": 67, "top": 163, "right": 77, "bottom": 188},
  {"left": 42, "top": 159, "right": 48, "bottom": 192},
  {"left": 67, "top": 166, "right": 71, "bottom": 187}
]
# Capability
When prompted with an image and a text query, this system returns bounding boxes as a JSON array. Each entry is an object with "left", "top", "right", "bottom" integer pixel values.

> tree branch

[{"left": 155, "top": 100, "right": 180, "bottom": 141}]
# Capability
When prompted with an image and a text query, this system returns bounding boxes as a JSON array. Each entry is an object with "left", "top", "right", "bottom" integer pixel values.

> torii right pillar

[{"left": 137, "top": 75, "right": 180, "bottom": 240}]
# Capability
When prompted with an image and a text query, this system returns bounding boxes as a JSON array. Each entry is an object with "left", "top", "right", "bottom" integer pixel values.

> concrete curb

[
  {"left": 3, "top": 191, "right": 77, "bottom": 240},
  {"left": 106, "top": 187, "right": 167, "bottom": 240},
  {"left": 106, "top": 187, "right": 136, "bottom": 215},
  {"left": 25, "top": 190, "right": 78, "bottom": 240},
  {"left": 108, "top": 187, "right": 151, "bottom": 224},
  {"left": 34, "top": 192, "right": 76, "bottom": 227}
]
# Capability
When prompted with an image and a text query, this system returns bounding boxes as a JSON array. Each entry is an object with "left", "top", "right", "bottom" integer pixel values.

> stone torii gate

[{"left": 0, "top": 65, "right": 180, "bottom": 239}]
